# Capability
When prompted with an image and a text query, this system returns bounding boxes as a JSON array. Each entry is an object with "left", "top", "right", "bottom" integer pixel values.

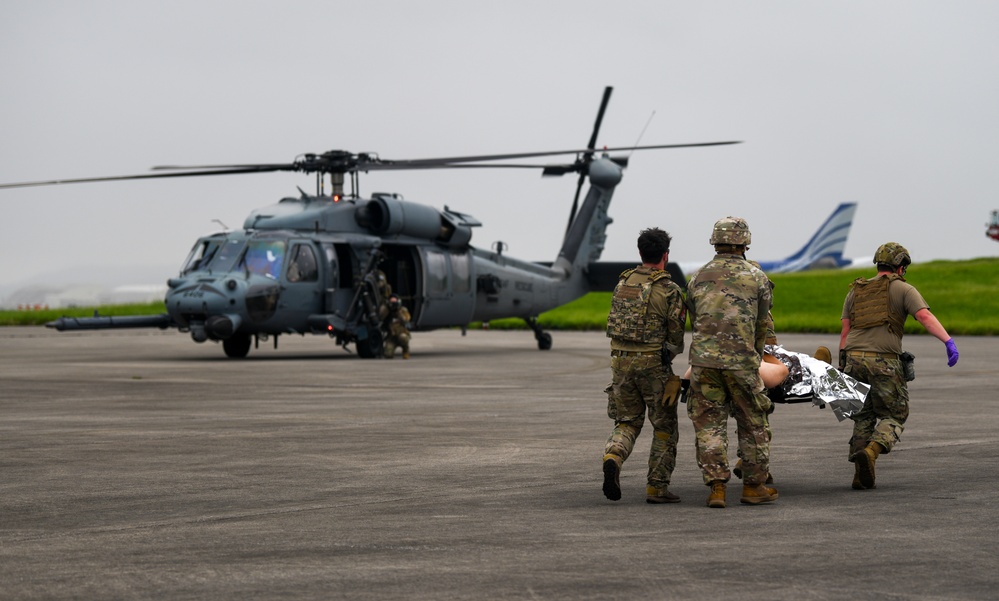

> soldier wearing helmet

[
  {"left": 601, "top": 227, "right": 686, "bottom": 504},
  {"left": 382, "top": 294, "right": 412, "bottom": 359},
  {"left": 685, "top": 217, "right": 778, "bottom": 508},
  {"left": 839, "top": 242, "right": 958, "bottom": 490}
]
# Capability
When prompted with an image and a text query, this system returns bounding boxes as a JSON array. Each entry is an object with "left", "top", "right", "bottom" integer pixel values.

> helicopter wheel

[
  {"left": 223, "top": 334, "right": 252, "bottom": 359},
  {"left": 524, "top": 316, "right": 552, "bottom": 351},
  {"left": 537, "top": 332, "right": 553, "bottom": 351},
  {"left": 355, "top": 328, "right": 385, "bottom": 359}
]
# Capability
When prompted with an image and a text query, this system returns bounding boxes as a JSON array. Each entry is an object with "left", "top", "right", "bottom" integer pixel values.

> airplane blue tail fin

[{"left": 756, "top": 202, "right": 857, "bottom": 273}]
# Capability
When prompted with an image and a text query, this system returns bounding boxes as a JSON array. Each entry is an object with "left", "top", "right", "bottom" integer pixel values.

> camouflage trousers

[
  {"left": 844, "top": 355, "right": 908, "bottom": 458},
  {"left": 687, "top": 366, "right": 772, "bottom": 486},
  {"left": 384, "top": 331, "right": 411, "bottom": 358},
  {"left": 604, "top": 354, "right": 678, "bottom": 491}
]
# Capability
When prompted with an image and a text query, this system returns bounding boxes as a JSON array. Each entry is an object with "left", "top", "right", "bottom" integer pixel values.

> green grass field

[
  {"left": 3, "top": 258, "right": 996, "bottom": 335},
  {"left": 486, "top": 257, "right": 999, "bottom": 336}
]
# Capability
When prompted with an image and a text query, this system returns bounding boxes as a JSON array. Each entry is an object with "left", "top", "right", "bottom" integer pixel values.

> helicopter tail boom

[{"left": 552, "top": 156, "right": 622, "bottom": 276}]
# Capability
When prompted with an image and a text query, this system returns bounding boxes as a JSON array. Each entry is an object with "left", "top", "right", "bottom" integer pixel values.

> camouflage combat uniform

[
  {"left": 383, "top": 304, "right": 411, "bottom": 359},
  {"left": 375, "top": 269, "right": 392, "bottom": 321},
  {"left": 603, "top": 266, "right": 686, "bottom": 494},
  {"left": 842, "top": 274, "right": 928, "bottom": 457},
  {"left": 686, "top": 253, "right": 773, "bottom": 486}
]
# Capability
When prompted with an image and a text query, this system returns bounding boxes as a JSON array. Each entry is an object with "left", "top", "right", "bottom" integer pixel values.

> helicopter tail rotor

[{"left": 570, "top": 86, "right": 613, "bottom": 234}]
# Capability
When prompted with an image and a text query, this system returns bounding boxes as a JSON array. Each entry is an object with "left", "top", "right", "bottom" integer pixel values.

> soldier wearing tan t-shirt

[{"left": 839, "top": 242, "right": 959, "bottom": 490}]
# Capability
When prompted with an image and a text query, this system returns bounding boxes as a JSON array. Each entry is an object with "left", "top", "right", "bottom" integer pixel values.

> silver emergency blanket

[{"left": 765, "top": 344, "right": 870, "bottom": 421}]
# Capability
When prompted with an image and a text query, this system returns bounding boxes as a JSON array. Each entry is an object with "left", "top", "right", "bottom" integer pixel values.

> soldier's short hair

[{"left": 637, "top": 228, "right": 672, "bottom": 264}]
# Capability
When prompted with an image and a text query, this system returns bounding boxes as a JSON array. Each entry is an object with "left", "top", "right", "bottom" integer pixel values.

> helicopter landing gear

[
  {"left": 222, "top": 333, "right": 252, "bottom": 358},
  {"left": 524, "top": 316, "right": 552, "bottom": 351},
  {"left": 354, "top": 325, "right": 385, "bottom": 359}
]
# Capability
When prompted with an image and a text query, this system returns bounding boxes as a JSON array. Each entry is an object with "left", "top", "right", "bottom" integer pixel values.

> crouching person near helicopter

[{"left": 383, "top": 294, "right": 412, "bottom": 359}]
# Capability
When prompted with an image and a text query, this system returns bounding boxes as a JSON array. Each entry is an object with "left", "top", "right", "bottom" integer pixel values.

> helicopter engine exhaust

[{"left": 361, "top": 195, "right": 472, "bottom": 248}]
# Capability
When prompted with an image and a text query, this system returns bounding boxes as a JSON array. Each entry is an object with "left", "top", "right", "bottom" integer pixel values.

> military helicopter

[{"left": 0, "top": 87, "right": 738, "bottom": 358}]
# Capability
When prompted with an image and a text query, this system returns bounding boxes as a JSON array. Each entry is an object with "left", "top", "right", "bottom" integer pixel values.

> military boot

[
  {"left": 733, "top": 459, "right": 774, "bottom": 484},
  {"left": 602, "top": 456, "right": 622, "bottom": 501},
  {"left": 852, "top": 462, "right": 867, "bottom": 490},
  {"left": 740, "top": 483, "right": 779, "bottom": 505},
  {"left": 646, "top": 486, "right": 680, "bottom": 504},
  {"left": 814, "top": 346, "right": 833, "bottom": 364},
  {"left": 706, "top": 481, "right": 726, "bottom": 508},
  {"left": 851, "top": 442, "right": 883, "bottom": 489}
]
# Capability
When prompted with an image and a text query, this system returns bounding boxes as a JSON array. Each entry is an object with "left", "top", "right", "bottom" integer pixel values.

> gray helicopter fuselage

[{"left": 159, "top": 156, "right": 621, "bottom": 350}]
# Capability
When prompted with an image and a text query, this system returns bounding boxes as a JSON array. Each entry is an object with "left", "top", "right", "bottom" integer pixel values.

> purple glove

[{"left": 945, "top": 338, "right": 959, "bottom": 367}]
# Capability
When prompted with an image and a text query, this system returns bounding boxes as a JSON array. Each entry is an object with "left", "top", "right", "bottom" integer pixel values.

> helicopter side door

[
  {"left": 414, "top": 247, "right": 475, "bottom": 328},
  {"left": 278, "top": 240, "right": 325, "bottom": 331}
]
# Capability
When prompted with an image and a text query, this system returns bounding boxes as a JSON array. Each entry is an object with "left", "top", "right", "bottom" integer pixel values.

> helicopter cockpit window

[
  {"left": 182, "top": 240, "right": 220, "bottom": 274},
  {"left": 211, "top": 238, "right": 248, "bottom": 273},
  {"left": 286, "top": 244, "right": 318, "bottom": 283},
  {"left": 240, "top": 240, "right": 286, "bottom": 280},
  {"left": 181, "top": 238, "right": 246, "bottom": 274}
]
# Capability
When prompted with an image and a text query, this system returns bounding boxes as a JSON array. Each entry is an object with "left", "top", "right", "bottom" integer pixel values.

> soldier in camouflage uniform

[
  {"left": 383, "top": 294, "right": 412, "bottom": 359},
  {"left": 602, "top": 228, "right": 686, "bottom": 504},
  {"left": 840, "top": 242, "right": 959, "bottom": 490},
  {"left": 686, "top": 217, "right": 777, "bottom": 508},
  {"left": 733, "top": 260, "right": 778, "bottom": 485}
]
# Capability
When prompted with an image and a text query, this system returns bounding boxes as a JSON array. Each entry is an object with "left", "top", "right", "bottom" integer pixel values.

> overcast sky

[{"left": 2, "top": 1, "right": 997, "bottom": 290}]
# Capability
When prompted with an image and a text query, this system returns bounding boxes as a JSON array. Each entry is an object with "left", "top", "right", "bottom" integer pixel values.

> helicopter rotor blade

[
  {"left": 0, "top": 141, "right": 740, "bottom": 189},
  {"left": 369, "top": 141, "right": 740, "bottom": 169},
  {"left": 585, "top": 87, "right": 613, "bottom": 159},
  {"left": 0, "top": 166, "right": 297, "bottom": 189},
  {"left": 567, "top": 86, "right": 613, "bottom": 235}
]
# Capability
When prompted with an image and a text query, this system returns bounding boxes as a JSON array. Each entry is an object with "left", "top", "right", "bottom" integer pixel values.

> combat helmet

[
  {"left": 873, "top": 242, "right": 911, "bottom": 268},
  {"left": 709, "top": 216, "right": 751, "bottom": 246}
]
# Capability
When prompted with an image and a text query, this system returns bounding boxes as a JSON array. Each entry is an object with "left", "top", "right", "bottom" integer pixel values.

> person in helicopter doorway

[
  {"left": 383, "top": 294, "right": 412, "bottom": 359},
  {"left": 374, "top": 254, "right": 393, "bottom": 322}
]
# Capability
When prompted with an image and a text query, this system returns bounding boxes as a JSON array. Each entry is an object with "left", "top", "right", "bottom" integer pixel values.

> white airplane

[{"left": 676, "top": 202, "right": 859, "bottom": 276}]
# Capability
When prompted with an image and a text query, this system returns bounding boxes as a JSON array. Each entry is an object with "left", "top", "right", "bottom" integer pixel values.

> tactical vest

[
  {"left": 606, "top": 268, "right": 671, "bottom": 343},
  {"left": 849, "top": 274, "right": 906, "bottom": 335}
]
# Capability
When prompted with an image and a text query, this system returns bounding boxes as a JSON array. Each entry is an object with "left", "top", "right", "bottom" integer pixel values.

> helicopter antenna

[
  {"left": 628, "top": 111, "right": 656, "bottom": 158},
  {"left": 212, "top": 219, "right": 229, "bottom": 231}
]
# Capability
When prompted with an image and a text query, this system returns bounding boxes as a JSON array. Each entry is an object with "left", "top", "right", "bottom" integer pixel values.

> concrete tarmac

[{"left": 1, "top": 327, "right": 997, "bottom": 600}]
